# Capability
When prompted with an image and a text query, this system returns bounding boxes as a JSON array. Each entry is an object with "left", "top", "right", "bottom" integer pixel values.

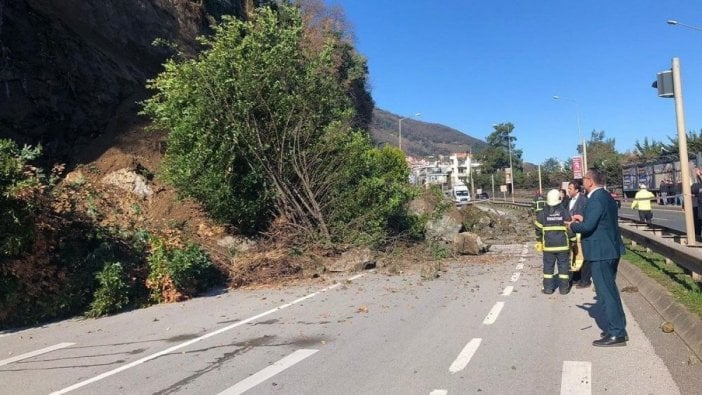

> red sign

[{"left": 572, "top": 156, "right": 583, "bottom": 179}]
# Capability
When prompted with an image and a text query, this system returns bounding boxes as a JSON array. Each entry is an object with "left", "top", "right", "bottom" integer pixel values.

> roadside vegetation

[
  {"left": 1, "top": 3, "right": 427, "bottom": 329},
  {"left": 623, "top": 239, "right": 702, "bottom": 319}
]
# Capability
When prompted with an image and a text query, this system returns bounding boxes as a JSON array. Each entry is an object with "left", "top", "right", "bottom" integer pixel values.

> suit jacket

[
  {"left": 568, "top": 193, "right": 588, "bottom": 217},
  {"left": 570, "top": 188, "right": 625, "bottom": 261}
]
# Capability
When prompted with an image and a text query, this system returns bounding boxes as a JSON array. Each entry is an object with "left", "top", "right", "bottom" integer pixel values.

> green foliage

[
  {"left": 0, "top": 140, "right": 43, "bottom": 257},
  {"left": 329, "top": 141, "right": 420, "bottom": 245},
  {"left": 86, "top": 262, "right": 130, "bottom": 317},
  {"left": 147, "top": 238, "right": 219, "bottom": 302},
  {"left": 430, "top": 242, "right": 451, "bottom": 259}
]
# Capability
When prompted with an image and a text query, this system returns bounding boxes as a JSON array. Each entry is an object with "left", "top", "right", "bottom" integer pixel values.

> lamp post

[
  {"left": 398, "top": 113, "right": 421, "bottom": 152},
  {"left": 553, "top": 96, "right": 587, "bottom": 174},
  {"left": 666, "top": 19, "right": 702, "bottom": 31}
]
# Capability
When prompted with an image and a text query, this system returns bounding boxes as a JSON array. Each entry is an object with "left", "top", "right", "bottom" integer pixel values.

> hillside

[{"left": 370, "top": 109, "right": 487, "bottom": 158}]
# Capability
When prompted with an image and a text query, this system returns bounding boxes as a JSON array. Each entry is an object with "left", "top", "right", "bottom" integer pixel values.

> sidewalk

[{"left": 619, "top": 259, "right": 702, "bottom": 360}]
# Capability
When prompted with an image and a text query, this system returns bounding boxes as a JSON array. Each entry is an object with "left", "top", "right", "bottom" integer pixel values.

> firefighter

[
  {"left": 631, "top": 183, "right": 655, "bottom": 225},
  {"left": 532, "top": 192, "right": 546, "bottom": 213},
  {"left": 535, "top": 189, "right": 575, "bottom": 294}
]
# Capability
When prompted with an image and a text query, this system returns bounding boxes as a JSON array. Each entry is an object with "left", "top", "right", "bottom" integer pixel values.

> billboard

[{"left": 572, "top": 156, "right": 583, "bottom": 179}]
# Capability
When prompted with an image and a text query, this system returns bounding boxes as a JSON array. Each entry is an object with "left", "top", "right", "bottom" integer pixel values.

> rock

[
  {"left": 217, "top": 235, "right": 256, "bottom": 254},
  {"left": 420, "top": 261, "right": 441, "bottom": 280},
  {"left": 661, "top": 321, "right": 674, "bottom": 333},
  {"left": 454, "top": 232, "right": 490, "bottom": 255},
  {"left": 327, "top": 248, "right": 376, "bottom": 272},
  {"left": 101, "top": 168, "right": 153, "bottom": 199},
  {"left": 426, "top": 212, "right": 463, "bottom": 243}
]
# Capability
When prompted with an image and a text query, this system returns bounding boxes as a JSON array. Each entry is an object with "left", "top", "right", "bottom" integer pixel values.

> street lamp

[
  {"left": 553, "top": 95, "right": 588, "bottom": 173},
  {"left": 398, "top": 113, "right": 421, "bottom": 152},
  {"left": 666, "top": 19, "right": 702, "bottom": 32}
]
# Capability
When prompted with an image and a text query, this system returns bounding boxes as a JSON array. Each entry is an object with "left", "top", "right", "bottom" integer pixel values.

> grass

[{"left": 623, "top": 239, "right": 702, "bottom": 319}]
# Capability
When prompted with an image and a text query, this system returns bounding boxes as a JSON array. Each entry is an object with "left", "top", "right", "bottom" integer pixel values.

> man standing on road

[
  {"left": 631, "top": 183, "right": 655, "bottom": 225},
  {"left": 567, "top": 168, "right": 628, "bottom": 347},
  {"left": 567, "top": 180, "right": 590, "bottom": 289}
]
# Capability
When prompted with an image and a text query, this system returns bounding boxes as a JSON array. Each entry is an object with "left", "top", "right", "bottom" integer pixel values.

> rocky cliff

[{"left": 0, "top": 0, "right": 246, "bottom": 161}]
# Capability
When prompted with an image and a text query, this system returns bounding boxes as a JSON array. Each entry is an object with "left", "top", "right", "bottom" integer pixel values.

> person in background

[
  {"left": 560, "top": 188, "right": 570, "bottom": 209},
  {"left": 690, "top": 167, "right": 702, "bottom": 237},
  {"left": 631, "top": 184, "right": 655, "bottom": 225},
  {"left": 568, "top": 168, "right": 628, "bottom": 347},
  {"left": 535, "top": 189, "right": 574, "bottom": 295},
  {"left": 566, "top": 180, "right": 590, "bottom": 289}
]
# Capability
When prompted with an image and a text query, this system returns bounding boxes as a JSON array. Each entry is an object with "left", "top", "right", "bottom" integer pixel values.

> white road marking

[
  {"left": 519, "top": 257, "right": 525, "bottom": 262},
  {"left": 516, "top": 263, "right": 524, "bottom": 270},
  {"left": 218, "top": 349, "right": 318, "bottom": 395},
  {"left": 0, "top": 342, "right": 75, "bottom": 367},
  {"left": 482, "top": 301, "right": 505, "bottom": 325},
  {"left": 430, "top": 390, "right": 448, "bottom": 395},
  {"left": 449, "top": 338, "right": 482, "bottom": 373},
  {"left": 51, "top": 275, "right": 364, "bottom": 395},
  {"left": 561, "top": 361, "right": 591, "bottom": 395},
  {"left": 510, "top": 272, "right": 520, "bottom": 282},
  {"left": 502, "top": 286, "right": 514, "bottom": 296}
]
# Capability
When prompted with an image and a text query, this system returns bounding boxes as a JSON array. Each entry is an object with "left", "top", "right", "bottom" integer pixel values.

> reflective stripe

[
  {"left": 534, "top": 220, "right": 543, "bottom": 229},
  {"left": 543, "top": 246, "right": 570, "bottom": 252},
  {"left": 558, "top": 274, "right": 570, "bottom": 279},
  {"left": 543, "top": 274, "right": 554, "bottom": 278},
  {"left": 543, "top": 225, "right": 567, "bottom": 231}
]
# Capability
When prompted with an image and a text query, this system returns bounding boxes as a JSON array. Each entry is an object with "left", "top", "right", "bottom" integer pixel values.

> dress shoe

[
  {"left": 593, "top": 336, "right": 627, "bottom": 347},
  {"left": 600, "top": 332, "right": 629, "bottom": 341}
]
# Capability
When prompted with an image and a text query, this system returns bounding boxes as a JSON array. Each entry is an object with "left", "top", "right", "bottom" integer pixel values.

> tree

[
  {"left": 143, "top": 4, "right": 411, "bottom": 245},
  {"left": 586, "top": 130, "right": 623, "bottom": 189}
]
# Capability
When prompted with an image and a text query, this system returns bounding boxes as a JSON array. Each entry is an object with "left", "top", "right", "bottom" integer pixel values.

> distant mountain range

[{"left": 370, "top": 108, "right": 487, "bottom": 158}]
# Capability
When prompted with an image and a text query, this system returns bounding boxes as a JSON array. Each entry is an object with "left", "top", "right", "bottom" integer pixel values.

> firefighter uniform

[
  {"left": 532, "top": 194, "right": 546, "bottom": 213},
  {"left": 535, "top": 189, "right": 574, "bottom": 294}
]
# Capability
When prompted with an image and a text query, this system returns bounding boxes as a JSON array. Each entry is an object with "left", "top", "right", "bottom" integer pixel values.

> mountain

[{"left": 370, "top": 108, "right": 487, "bottom": 158}]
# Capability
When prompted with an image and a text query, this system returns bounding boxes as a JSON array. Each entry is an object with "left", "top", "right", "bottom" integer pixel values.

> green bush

[
  {"left": 147, "top": 238, "right": 220, "bottom": 302},
  {"left": 87, "top": 262, "right": 130, "bottom": 317}
]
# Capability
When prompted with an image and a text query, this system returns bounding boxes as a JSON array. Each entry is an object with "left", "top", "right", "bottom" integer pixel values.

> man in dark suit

[
  {"left": 568, "top": 168, "right": 628, "bottom": 347},
  {"left": 566, "top": 179, "right": 589, "bottom": 288}
]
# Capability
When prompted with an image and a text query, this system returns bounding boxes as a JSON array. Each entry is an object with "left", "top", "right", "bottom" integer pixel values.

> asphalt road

[
  {"left": 2, "top": 244, "right": 701, "bottom": 394},
  {"left": 619, "top": 205, "right": 688, "bottom": 232}
]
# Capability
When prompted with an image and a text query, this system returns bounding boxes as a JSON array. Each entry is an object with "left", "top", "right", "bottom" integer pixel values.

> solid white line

[
  {"left": 430, "top": 390, "right": 448, "bottom": 395},
  {"left": 482, "top": 302, "right": 505, "bottom": 325},
  {"left": 516, "top": 263, "right": 524, "bottom": 270},
  {"left": 561, "top": 361, "right": 591, "bottom": 395},
  {"left": 0, "top": 342, "right": 75, "bottom": 367},
  {"left": 51, "top": 275, "right": 363, "bottom": 394},
  {"left": 510, "top": 272, "right": 520, "bottom": 282},
  {"left": 218, "top": 349, "right": 318, "bottom": 395},
  {"left": 449, "top": 338, "right": 482, "bottom": 373},
  {"left": 502, "top": 286, "right": 514, "bottom": 296}
]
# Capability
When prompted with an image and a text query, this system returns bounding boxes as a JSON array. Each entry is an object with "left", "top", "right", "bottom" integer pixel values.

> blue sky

[{"left": 324, "top": 0, "right": 702, "bottom": 165}]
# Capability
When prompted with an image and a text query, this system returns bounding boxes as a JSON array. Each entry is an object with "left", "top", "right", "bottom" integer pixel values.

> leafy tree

[
  {"left": 586, "top": 130, "right": 623, "bottom": 189},
  {"left": 143, "top": 4, "right": 410, "bottom": 245},
  {"left": 633, "top": 137, "right": 665, "bottom": 162},
  {"left": 541, "top": 157, "right": 562, "bottom": 173}
]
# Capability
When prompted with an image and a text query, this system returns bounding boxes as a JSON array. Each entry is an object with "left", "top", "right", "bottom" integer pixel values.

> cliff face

[{"left": 0, "top": 0, "right": 244, "bottom": 160}]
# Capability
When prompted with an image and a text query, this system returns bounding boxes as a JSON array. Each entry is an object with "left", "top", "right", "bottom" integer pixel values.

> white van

[{"left": 452, "top": 184, "right": 471, "bottom": 205}]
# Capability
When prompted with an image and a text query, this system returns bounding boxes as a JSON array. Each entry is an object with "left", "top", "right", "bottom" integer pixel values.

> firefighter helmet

[{"left": 546, "top": 189, "right": 561, "bottom": 206}]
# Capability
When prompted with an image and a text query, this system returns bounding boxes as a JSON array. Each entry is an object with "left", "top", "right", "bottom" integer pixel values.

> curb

[{"left": 619, "top": 259, "right": 702, "bottom": 360}]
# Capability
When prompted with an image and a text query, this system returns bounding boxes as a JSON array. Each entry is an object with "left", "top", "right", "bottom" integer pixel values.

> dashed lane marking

[
  {"left": 51, "top": 274, "right": 364, "bottom": 394},
  {"left": 561, "top": 361, "right": 591, "bottom": 395},
  {"left": 429, "top": 390, "right": 447, "bottom": 395},
  {"left": 482, "top": 302, "right": 505, "bottom": 325},
  {"left": 516, "top": 263, "right": 524, "bottom": 270},
  {"left": 510, "top": 272, "right": 520, "bottom": 282},
  {"left": 0, "top": 342, "right": 75, "bottom": 367},
  {"left": 449, "top": 338, "right": 482, "bottom": 373},
  {"left": 502, "top": 286, "right": 514, "bottom": 296},
  {"left": 218, "top": 349, "right": 318, "bottom": 395}
]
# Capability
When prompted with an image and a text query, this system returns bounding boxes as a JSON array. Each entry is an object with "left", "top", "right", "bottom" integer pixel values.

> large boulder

[
  {"left": 425, "top": 212, "right": 464, "bottom": 243},
  {"left": 327, "top": 248, "right": 376, "bottom": 273},
  {"left": 453, "top": 232, "right": 490, "bottom": 255}
]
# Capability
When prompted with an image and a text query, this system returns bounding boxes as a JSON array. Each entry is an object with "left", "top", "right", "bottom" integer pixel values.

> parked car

[{"left": 478, "top": 192, "right": 489, "bottom": 200}]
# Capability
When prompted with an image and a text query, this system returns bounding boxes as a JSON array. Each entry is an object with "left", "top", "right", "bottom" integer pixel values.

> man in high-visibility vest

[
  {"left": 631, "top": 184, "right": 655, "bottom": 225},
  {"left": 535, "top": 189, "right": 575, "bottom": 294}
]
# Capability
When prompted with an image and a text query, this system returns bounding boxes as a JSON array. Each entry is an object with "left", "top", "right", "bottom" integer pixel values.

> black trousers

[{"left": 572, "top": 260, "right": 592, "bottom": 286}]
